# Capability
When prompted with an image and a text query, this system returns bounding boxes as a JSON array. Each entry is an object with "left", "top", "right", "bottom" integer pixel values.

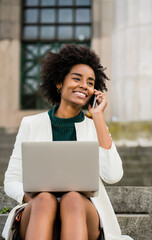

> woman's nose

[{"left": 79, "top": 80, "right": 87, "bottom": 89}]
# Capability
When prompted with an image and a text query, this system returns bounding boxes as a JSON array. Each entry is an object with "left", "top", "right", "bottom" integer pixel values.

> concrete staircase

[
  {"left": 0, "top": 128, "right": 152, "bottom": 239},
  {"left": 0, "top": 186, "right": 152, "bottom": 240},
  {"left": 0, "top": 128, "right": 152, "bottom": 187},
  {"left": 116, "top": 147, "right": 152, "bottom": 186},
  {"left": 0, "top": 128, "right": 16, "bottom": 187}
]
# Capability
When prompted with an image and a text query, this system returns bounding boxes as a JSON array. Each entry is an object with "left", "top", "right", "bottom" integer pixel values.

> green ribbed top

[{"left": 48, "top": 106, "right": 84, "bottom": 141}]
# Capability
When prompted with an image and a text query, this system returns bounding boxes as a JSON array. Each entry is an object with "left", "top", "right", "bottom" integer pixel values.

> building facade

[{"left": 0, "top": 0, "right": 152, "bottom": 128}]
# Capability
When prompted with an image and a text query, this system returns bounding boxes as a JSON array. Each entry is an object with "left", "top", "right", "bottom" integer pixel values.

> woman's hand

[
  {"left": 88, "top": 90, "right": 112, "bottom": 149},
  {"left": 88, "top": 89, "right": 107, "bottom": 115}
]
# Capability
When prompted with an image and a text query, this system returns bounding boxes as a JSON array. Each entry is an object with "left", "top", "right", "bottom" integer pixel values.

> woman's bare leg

[
  {"left": 60, "top": 192, "right": 100, "bottom": 240},
  {"left": 20, "top": 192, "right": 58, "bottom": 240}
]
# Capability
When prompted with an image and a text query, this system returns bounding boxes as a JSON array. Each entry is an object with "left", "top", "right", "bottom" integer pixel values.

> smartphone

[
  {"left": 92, "top": 95, "right": 97, "bottom": 108},
  {"left": 89, "top": 94, "right": 97, "bottom": 108}
]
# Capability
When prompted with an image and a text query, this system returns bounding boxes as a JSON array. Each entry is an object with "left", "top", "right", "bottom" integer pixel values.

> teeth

[{"left": 74, "top": 92, "right": 86, "bottom": 97}]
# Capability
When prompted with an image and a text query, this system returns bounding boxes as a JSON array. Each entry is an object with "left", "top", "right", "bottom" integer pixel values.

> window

[{"left": 21, "top": 0, "right": 92, "bottom": 109}]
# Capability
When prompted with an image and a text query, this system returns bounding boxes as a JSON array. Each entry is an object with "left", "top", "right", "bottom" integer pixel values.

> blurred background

[
  {"left": 0, "top": 0, "right": 152, "bottom": 186},
  {"left": 0, "top": 2, "right": 152, "bottom": 239}
]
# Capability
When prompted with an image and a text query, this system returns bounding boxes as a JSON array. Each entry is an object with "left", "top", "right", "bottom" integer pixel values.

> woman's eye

[
  {"left": 88, "top": 82, "right": 94, "bottom": 86},
  {"left": 72, "top": 78, "right": 80, "bottom": 81}
]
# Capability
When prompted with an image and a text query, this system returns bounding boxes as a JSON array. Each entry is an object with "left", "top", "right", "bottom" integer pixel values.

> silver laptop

[{"left": 22, "top": 141, "right": 99, "bottom": 197}]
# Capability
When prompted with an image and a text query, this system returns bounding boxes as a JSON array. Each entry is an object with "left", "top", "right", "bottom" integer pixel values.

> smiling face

[{"left": 57, "top": 64, "right": 95, "bottom": 108}]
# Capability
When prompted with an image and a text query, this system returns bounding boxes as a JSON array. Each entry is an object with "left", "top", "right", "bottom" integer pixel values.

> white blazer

[{"left": 3, "top": 112, "right": 133, "bottom": 240}]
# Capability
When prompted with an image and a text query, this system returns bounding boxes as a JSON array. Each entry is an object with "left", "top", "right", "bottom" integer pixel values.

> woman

[{"left": 2, "top": 45, "right": 133, "bottom": 240}]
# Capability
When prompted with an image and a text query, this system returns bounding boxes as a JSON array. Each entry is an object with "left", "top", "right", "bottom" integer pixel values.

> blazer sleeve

[
  {"left": 4, "top": 118, "right": 28, "bottom": 203},
  {"left": 99, "top": 141, "right": 123, "bottom": 184},
  {"left": 85, "top": 118, "right": 123, "bottom": 184},
  {"left": 77, "top": 117, "right": 124, "bottom": 184}
]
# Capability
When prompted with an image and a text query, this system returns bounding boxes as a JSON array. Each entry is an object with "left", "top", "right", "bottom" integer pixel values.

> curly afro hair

[{"left": 40, "top": 44, "right": 109, "bottom": 105}]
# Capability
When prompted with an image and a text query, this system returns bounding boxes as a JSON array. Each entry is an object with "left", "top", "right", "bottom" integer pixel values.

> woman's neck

[{"left": 55, "top": 103, "right": 82, "bottom": 119}]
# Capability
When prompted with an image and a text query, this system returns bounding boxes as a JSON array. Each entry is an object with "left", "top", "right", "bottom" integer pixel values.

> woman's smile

[
  {"left": 72, "top": 90, "right": 88, "bottom": 98},
  {"left": 57, "top": 64, "right": 95, "bottom": 108}
]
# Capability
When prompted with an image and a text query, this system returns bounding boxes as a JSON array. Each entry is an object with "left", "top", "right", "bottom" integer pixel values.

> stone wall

[
  {"left": 111, "top": 0, "right": 152, "bottom": 121},
  {"left": 92, "top": 0, "right": 152, "bottom": 122},
  {"left": 0, "top": 0, "right": 20, "bottom": 125},
  {"left": 92, "top": 0, "right": 114, "bottom": 120}
]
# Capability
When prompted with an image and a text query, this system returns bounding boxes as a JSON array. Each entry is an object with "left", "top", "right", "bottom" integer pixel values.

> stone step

[
  {"left": 0, "top": 128, "right": 152, "bottom": 186},
  {"left": 0, "top": 214, "right": 151, "bottom": 240},
  {"left": 1, "top": 148, "right": 152, "bottom": 186},
  {"left": 116, "top": 172, "right": 152, "bottom": 186},
  {"left": 114, "top": 177, "right": 152, "bottom": 186},
  {"left": 0, "top": 186, "right": 152, "bottom": 240},
  {"left": 117, "top": 146, "right": 152, "bottom": 156},
  {"left": 0, "top": 214, "right": 7, "bottom": 240},
  {"left": 1, "top": 186, "right": 152, "bottom": 213},
  {"left": 106, "top": 186, "right": 152, "bottom": 214},
  {"left": 117, "top": 214, "right": 152, "bottom": 240}
]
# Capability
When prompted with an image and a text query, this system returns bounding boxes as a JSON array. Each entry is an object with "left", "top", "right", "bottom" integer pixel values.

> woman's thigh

[
  {"left": 19, "top": 193, "right": 100, "bottom": 240},
  {"left": 83, "top": 197, "right": 100, "bottom": 240},
  {"left": 19, "top": 201, "right": 33, "bottom": 240},
  {"left": 19, "top": 192, "right": 58, "bottom": 239},
  {"left": 60, "top": 192, "right": 100, "bottom": 240},
  {"left": 52, "top": 206, "right": 61, "bottom": 240}
]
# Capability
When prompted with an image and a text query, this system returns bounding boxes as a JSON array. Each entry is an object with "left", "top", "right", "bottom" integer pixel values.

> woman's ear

[
  {"left": 56, "top": 83, "right": 62, "bottom": 89},
  {"left": 56, "top": 83, "right": 62, "bottom": 94}
]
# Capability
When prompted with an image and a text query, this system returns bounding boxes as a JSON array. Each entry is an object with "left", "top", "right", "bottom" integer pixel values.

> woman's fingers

[
  {"left": 89, "top": 90, "right": 107, "bottom": 114},
  {"left": 94, "top": 90, "right": 107, "bottom": 105}
]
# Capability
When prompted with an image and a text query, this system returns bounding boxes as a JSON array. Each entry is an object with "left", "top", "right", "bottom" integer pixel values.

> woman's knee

[
  {"left": 60, "top": 191, "right": 85, "bottom": 215},
  {"left": 33, "top": 192, "right": 58, "bottom": 211}
]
